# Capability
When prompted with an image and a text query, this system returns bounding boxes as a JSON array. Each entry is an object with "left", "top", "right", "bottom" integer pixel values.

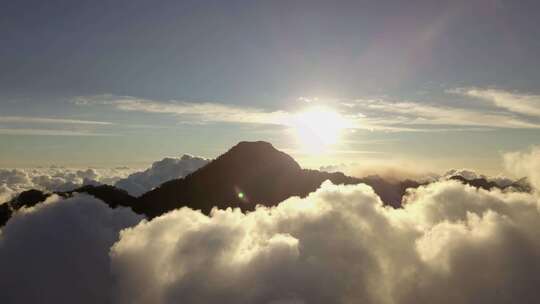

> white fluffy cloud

[
  {"left": 110, "top": 178, "right": 540, "bottom": 304},
  {"left": 0, "top": 153, "right": 208, "bottom": 202},
  {"left": 2, "top": 148, "right": 540, "bottom": 304},
  {"left": 115, "top": 154, "right": 210, "bottom": 196},
  {"left": 442, "top": 168, "right": 518, "bottom": 188},
  {"left": 0, "top": 194, "right": 142, "bottom": 304},
  {"left": 504, "top": 146, "right": 540, "bottom": 190},
  {"left": 0, "top": 167, "right": 135, "bottom": 202},
  {"left": 443, "top": 168, "right": 483, "bottom": 180},
  {"left": 0, "top": 184, "right": 15, "bottom": 203}
]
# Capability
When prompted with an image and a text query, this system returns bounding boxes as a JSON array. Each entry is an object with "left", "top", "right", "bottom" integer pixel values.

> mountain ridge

[
  {"left": 2, "top": 141, "right": 530, "bottom": 227},
  {"left": 135, "top": 141, "right": 361, "bottom": 217}
]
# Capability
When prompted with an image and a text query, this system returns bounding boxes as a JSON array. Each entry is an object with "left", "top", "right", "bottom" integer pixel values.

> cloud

[
  {"left": 1, "top": 146, "right": 540, "bottom": 303},
  {"left": 110, "top": 179, "right": 540, "bottom": 304},
  {"left": 348, "top": 98, "right": 540, "bottom": 130},
  {"left": 442, "top": 168, "right": 516, "bottom": 187},
  {"left": 451, "top": 88, "right": 540, "bottom": 117},
  {"left": 0, "top": 128, "right": 117, "bottom": 136},
  {"left": 75, "top": 94, "right": 290, "bottom": 126},
  {"left": 443, "top": 168, "right": 484, "bottom": 180},
  {"left": 320, "top": 161, "right": 440, "bottom": 183},
  {"left": 0, "top": 116, "right": 112, "bottom": 125},
  {"left": 0, "top": 116, "right": 115, "bottom": 137},
  {"left": 504, "top": 146, "right": 540, "bottom": 190},
  {"left": 0, "top": 184, "right": 15, "bottom": 203},
  {"left": 115, "top": 154, "right": 210, "bottom": 196},
  {"left": 0, "top": 194, "right": 142, "bottom": 304},
  {"left": 75, "top": 93, "right": 540, "bottom": 133},
  {"left": 110, "top": 182, "right": 392, "bottom": 304},
  {"left": 0, "top": 167, "right": 135, "bottom": 202}
]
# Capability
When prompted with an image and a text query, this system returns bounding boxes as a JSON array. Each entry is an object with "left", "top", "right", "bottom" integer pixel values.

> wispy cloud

[
  {"left": 74, "top": 95, "right": 289, "bottom": 125},
  {"left": 349, "top": 98, "right": 540, "bottom": 130},
  {"left": 0, "top": 116, "right": 112, "bottom": 125},
  {"left": 449, "top": 87, "right": 540, "bottom": 117},
  {"left": 75, "top": 91, "right": 540, "bottom": 133},
  {"left": 0, "top": 128, "right": 117, "bottom": 136}
]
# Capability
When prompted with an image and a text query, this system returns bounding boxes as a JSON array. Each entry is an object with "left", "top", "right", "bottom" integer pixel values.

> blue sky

[{"left": 1, "top": 0, "right": 540, "bottom": 173}]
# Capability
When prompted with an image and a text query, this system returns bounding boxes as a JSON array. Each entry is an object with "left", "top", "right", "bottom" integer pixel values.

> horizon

[{"left": 0, "top": 139, "right": 528, "bottom": 179}]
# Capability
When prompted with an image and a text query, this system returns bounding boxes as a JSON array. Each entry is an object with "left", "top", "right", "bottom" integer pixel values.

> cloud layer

[
  {"left": 115, "top": 154, "right": 210, "bottom": 196},
  {"left": 75, "top": 89, "right": 540, "bottom": 133},
  {"left": 0, "top": 116, "right": 112, "bottom": 125},
  {"left": 504, "top": 146, "right": 540, "bottom": 190},
  {"left": 110, "top": 179, "right": 540, "bottom": 304},
  {"left": 1, "top": 147, "right": 540, "bottom": 304},
  {"left": 0, "top": 194, "right": 142, "bottom": 304},
  {"left": 75, "top": 94, "right": 290, "bottom": 125},
  {"left": 0, "top": 167, "right": 134, "bottom": 202},
  {"left": 0, "top": 115, "right": 115, "bottom": 136},
  {"left": 452, "top": 88, "right": 540, "bottom": 118},
  {"left": 346, "top": 97, "right": 540, "bottom": 130},
  {"left": 0, "top": 153, "right": 210, "bottom": 202}
]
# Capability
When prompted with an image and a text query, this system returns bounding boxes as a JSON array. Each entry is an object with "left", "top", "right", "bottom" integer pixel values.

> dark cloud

[{"left": 0, "top": 194, "right": 142, "bottom": 304}]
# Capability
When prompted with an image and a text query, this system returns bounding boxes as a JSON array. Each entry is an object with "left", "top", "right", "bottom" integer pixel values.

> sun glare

[{"left": 291, "top": 107, "right": 350, "bottom": 153}]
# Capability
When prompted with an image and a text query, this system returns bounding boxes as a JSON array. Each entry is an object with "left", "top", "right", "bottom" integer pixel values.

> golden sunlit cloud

[{"left": 290, "top": 106, "right": 351, "bottom": 154}]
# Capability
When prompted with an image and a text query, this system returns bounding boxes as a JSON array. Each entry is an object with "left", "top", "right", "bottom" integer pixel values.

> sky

[{"left": 1, "top": 0, "right": 540, "bottom": 173}]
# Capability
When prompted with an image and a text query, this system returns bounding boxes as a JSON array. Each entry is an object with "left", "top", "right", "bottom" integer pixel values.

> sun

[{"left": 290, "top": 107, "right": 350, "bottom": 153}]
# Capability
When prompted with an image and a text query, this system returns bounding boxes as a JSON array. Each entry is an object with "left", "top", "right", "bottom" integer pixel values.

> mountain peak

[
  {"left": 136, "top": 141, "right": 347, "bottom": 217},
  {"left": 230, "top": 140, "right": 275, "bottom": 151},
  {"left": 217, "top": 141, "right": 301, "bottom": 172}
]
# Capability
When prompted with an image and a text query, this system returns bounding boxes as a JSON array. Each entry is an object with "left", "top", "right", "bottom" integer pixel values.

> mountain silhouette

[
  {"left": 3, "top": 141, "right": 529, "bottom": 228},
  {"left": 58, "top": 185, "right": 137, "bottom": 209},
  {"left": 0, "top": 185, "right": 137, "bottom": 227},
  {"left": 11, "top": 189, "right": 50, "bottom": 210},
  {"left": 358, "top": 175, "right": 423, "bottom": 208},
  {"left": 449, "top": 175, "right": 531, "bottom": 192},
  {"left": 1, "top": 189, "right": 53, "bottom": 227},
  {"left": 0, "top": 203, "right": 11, "bottom": 227},
  {"left": 135, "top": 141, "right": 361, "bottom": 217}
]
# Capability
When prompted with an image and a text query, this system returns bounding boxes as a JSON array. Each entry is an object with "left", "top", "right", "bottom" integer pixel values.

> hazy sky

[{"left": 1, "top": 0, "right": 540, "bottom": 173}]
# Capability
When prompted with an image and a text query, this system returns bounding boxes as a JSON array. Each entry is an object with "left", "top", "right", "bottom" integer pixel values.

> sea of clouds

[
  {"left": 321, "top": 163, "right": 516, "bottom": 187},
  {"left": 0, "top": 166, "right": 135, "bottom": 202},
  {"left": 0, "top": 194, "right": 142, "bottom": 303},
  {"left": 114, "top": 154, "right": 210, "bottom": 196},
  {"left": 0, "top": 154, "right": 210, "bottom": 203},
  {"left": 1, "top": 147, "right": 539, "bottom": 304}
]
